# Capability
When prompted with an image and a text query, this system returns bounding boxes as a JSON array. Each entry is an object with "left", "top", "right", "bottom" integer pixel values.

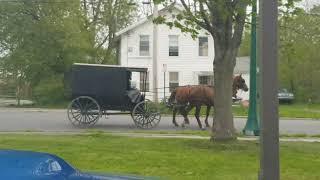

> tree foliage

[
  {"left": 0, "top": 0, "right": 137, "bottom": 104},
  {"left": 0, "top": 0, "right": 91, "bottom": 103},
  {"left": 279, "top": 6, "right": 320, "bottom": 103},
  {"left": 155, "top": 0, "right": 251, "bottom": 140},
  {"left": 81, "top": 0, "right": 138, "bottom": 64},
  {"left": 154, "top": 0, "right": 300, "bottom": 140},
  {"left": 238, "top": 29, "right": 250, "bottom": 57}
]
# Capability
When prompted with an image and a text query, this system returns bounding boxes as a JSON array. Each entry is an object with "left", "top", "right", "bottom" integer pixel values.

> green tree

[
  {"left": 154, "top": 0, "right": 250, "bottom": 140},
  {"left": 238, "top": 29, "right": 251, "bottom": 57},
  {"left": 310, "top": 4, "right": 320, "bottom": 14},
  {"left": 155, "top": 0, "right": 299, "bottom": 140},
  {"left": 0, "top": 0, "right": 91, "bottom": 104},
  {"left": 0, "top": 0, "right": 139, "bottom": 105},
  {"left": 81, "top": 0, "right": 138, "bottom": 64},
  {"left": 279, "top": 7, "right": 320, "bottom": 102}
]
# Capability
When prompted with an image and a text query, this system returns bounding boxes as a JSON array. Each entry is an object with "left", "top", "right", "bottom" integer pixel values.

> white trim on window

[
  {"left": 169, "top": 35, "right": 179, "bottom": 57},
  {"left": 139, "top": 35, "right": 150, "bottom": 56},
  {"left": 199, "top": 36, "right": 209, "bottom": 56}
]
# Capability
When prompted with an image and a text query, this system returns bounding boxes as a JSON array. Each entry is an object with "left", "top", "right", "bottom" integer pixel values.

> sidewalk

[
  {"left": 0, "top": 98, "right": 34, "bottom": 107},
  {"left": 1, "top": 131, "right": 320, "bottom": 143}
]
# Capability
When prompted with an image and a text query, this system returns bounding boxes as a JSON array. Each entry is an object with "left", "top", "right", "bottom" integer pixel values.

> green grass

[
  {"left": 130, "top": 130, "right": 211, "bottom": 137},
  {"left": 278, "top": 103, "right": 320, "bottom": 119},
  {"left": 0, "top": 134, "right": 320, "bottom": 180},
  {"left": 232, "top": 103, "right": 320, "bottom": 119},
  {"left": 89, "top": 130, "right": 320, "bottom": 138},
  {"left": 163, "top": 103, "right": 320, "bottom": 119}
]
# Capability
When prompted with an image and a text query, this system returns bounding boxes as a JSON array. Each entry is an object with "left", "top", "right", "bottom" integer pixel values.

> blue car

[{"left": 0, "top": 150, "right": 155, "bottom": 180}]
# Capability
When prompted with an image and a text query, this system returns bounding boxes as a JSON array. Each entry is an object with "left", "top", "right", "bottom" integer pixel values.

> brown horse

[{"left": 167, "top": 75, "right": 248, "bottom": 129}]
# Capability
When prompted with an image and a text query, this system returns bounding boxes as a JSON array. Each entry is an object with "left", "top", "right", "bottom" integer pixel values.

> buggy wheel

[
  {"left": 67, "top": 96, "right": 101, "bottom": 127},
  {"left": 131, "top": 100, "right": 161, "bottom": 129}
]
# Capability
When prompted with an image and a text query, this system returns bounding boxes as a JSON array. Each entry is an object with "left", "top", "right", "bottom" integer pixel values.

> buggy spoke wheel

[
  {"left": 131, "top": 100, "right": 161, "bottom": 129},
  {"left": 67, "top": 96, "right": 101, "bottom": 127}
]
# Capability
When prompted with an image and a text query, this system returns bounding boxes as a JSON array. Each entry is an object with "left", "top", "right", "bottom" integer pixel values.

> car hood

[{"left": 0, "top": 150, "right": 159, "bottom": 180}]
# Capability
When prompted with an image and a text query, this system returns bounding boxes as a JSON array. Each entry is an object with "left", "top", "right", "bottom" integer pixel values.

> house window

[
  {"left": 169, "top": 72, "right": 179, "bottom": 92},
  {"left": 199, "top": 75, "right": 213, "bottom": 85},
  {"left": 140, "top": 72, "right": 149, "bottom": 92},
  {"left": 139, "top": 35, "right": 149, "bottom": 56},
  {"left": 169, "top": 35, "right": 179, "bottom": 56},
  {"left": 199, "top": 37, "right": 208, "bottom": 56}
]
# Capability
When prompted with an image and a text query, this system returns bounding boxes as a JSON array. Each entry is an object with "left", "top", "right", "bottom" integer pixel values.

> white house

[{"left": 116, "top": 4, "right": 249, "bottom": 101}]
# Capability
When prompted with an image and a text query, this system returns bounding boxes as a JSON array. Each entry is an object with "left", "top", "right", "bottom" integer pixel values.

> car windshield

[{"left": 279, "top": 89, "right": 288, "bottom": 93}]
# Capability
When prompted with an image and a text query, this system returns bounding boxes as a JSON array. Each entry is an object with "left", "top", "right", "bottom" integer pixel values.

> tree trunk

[
  {"left": 211, "top": 54, "right": 236, "bottom": 141},
  {"left": 16, "top": 85, "right": 21, "bottom": 106}
]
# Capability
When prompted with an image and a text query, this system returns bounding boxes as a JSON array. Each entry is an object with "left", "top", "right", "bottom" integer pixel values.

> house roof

[
  {"left": 196, "top": 57, "right": 250, "bottom": 75},
  {"left": 115, "top": 3, "right": 184, "bottom": 37}
]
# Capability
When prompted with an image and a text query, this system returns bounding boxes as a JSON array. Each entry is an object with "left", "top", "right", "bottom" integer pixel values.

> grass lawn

[
  {"left": 233, "top": 103, "right": 320, "bottom": 119},
  {"left": 0, "top": 134, "right": 320, "bottom": 180},
  {"left": 194, "top": 103, "right": 320, "bottom": 119},
  {"left": 161, "top": 103, "right": 320, "bottom": 119},
  {"left": 278, "top": 103, "right": 320, "bottom": 119}
]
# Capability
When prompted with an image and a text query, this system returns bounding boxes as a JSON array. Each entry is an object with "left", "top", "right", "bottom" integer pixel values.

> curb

[{"left": 0, "top": 108, "right": 65, "bottom": 112}]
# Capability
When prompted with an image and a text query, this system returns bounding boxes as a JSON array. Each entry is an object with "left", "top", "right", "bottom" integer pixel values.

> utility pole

[
  {"left": 259, "top": 0, "right": 279, "bottom": 179},
  {"left": 152, "top": 3, "right": 159, "bottom": 102},
  {"left": 163, "top": 64, "right": 167, "bottom": 100}
]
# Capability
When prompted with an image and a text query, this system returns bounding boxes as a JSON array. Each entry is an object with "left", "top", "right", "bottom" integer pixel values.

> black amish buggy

[{"left": 66, "top": 63, "right": 161, "bottom": 129}]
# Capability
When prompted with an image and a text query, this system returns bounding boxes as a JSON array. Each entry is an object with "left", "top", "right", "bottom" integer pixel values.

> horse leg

[
  {"left": 205, "top": 105, "right": 211, "bottom": 128},
  {"left": 195, "top": 106, "right": 204, "bottom": 130},
  {"left": 180, "top": 106, "right": 189, "bottom": 128},
  {"left": 183, "top": 105, "right": 193, "bottom": 125},
  {"left": 172, "top": 107, "right": 179, "bottom": 127}
]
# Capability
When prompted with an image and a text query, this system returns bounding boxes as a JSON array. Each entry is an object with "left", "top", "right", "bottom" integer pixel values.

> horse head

[{"left": 233, "top": 74, "right": 249, "bottom": 98}]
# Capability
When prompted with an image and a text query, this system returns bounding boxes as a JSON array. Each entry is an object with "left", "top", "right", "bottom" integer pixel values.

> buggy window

[{"left": 140, "top": 72, "right": 149, "bottom": 92}]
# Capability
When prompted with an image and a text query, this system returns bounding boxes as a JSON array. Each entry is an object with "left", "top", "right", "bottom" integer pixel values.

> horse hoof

[
  {"left": 181, "top": 123, "right": 189, "bottom": 128},
  {"left": 201, "top": 127, "right": 206, "bottom": 131}
]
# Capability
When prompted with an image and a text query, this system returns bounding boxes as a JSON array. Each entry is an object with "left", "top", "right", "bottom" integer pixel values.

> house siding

[{"left": 119, "top": 9, "right": 249, "bottom": 101}]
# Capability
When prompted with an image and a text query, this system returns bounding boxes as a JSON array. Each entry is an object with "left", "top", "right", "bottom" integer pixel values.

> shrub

[{"left": 33, "top": 76, "right": 66, "bottom": 105}]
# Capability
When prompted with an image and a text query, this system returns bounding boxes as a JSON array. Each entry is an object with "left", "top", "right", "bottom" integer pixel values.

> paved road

[{"left": 1, "top": 108, "right": 320, "bottom": 135}]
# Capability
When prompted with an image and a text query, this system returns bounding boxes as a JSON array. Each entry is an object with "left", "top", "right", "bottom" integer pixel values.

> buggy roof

[{"left": 73, "top": 63, "right": 148, "bottom": 72}]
